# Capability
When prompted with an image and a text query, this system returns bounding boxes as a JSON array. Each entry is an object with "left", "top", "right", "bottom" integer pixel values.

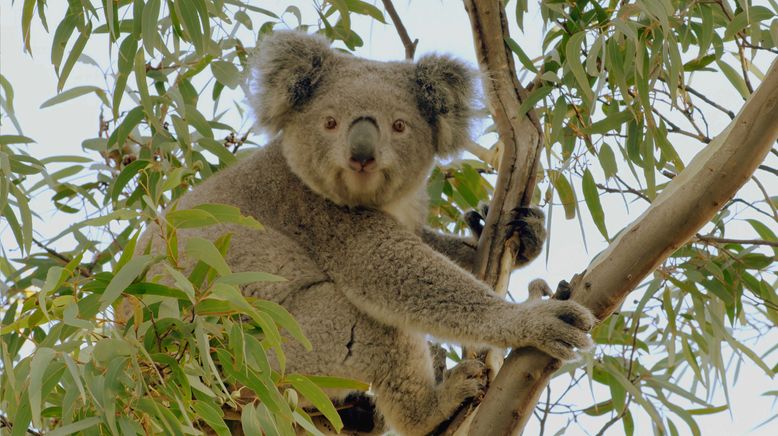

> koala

[{"left": 139, "top": 31, "right": 595, "bottom": 435}]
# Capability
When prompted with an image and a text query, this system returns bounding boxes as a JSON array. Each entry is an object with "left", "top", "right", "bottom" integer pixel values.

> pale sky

[{"left": 1, "top": 1, "right": 776, "bottom": 434}]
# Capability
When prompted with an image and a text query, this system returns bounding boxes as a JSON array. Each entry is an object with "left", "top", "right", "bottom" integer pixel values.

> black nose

[{"left": 348, "top": 117, "right": 378, "bottom": 169}]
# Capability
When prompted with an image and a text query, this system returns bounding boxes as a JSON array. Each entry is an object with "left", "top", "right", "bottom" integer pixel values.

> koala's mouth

[{"left": 334, "top": 167, "right": 390, "bottom": 207}]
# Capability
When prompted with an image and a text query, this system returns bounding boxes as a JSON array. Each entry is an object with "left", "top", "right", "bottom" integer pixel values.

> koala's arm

[
  {"left": 293, "top": 203, "right": 593, "bottom": 359},
  {"left": 420, "top": 228, "right": 477, "bottom": 272}
]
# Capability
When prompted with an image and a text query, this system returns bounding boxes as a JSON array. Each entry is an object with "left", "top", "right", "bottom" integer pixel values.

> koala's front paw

[
  {"left": 518, "top": 299, "right": 596, "bottom": 361},
  {"left": 436, "top": 359, "right": 486, "bottom": 415},
  {"left": 464, "top": 205, "right": 547, "bottom": 266}
]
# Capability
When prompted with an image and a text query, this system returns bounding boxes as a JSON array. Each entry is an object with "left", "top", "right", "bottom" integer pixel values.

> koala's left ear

[
  {"left": 413, "top": 55, "right": 474, "bottom": 156},
  {"left": 248, "top": 31, "right": 333, "bottom": 133}
]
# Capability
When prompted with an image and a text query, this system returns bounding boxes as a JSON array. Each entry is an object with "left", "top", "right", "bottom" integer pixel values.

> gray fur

[{"left": 140, "top": 31, "right": 594, "bottom": 435}]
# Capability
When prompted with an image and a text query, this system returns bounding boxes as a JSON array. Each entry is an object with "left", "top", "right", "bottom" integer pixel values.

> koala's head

[{"left": 248, "top": 31, "right": 474, "bottom": 208}]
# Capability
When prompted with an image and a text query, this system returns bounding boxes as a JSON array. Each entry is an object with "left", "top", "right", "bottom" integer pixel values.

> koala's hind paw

[
  {"left": 508, "top": 206, "right": 547, "bottom": 265},
  {"left": 437, "top": 359, "right": 486, "bottom": 414},
  {"left": 521, "top": 299, "right": 596, "bottom": 361}
]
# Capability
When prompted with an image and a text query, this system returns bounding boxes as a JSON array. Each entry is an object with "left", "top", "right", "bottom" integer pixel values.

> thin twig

[
  {"left": 32, "top": 237, "right": 92, "bottom": 277},
  {"left": 596, "top": 183, "right": 649, "bottom": 202},
  {"left": 695, "top": 235, "right": 778, "bottom": 247},
  {"left": 757, "top": 165, "right": 777, "bottom": 177},
  {"left": 751, "top": 175, "right": 778, "bottom": 220},
  {"left": 680, "top": 83, "right": 737, "bottom": 119},
  {"left": 0, "top": 413, "right": 42, "bottom": 436},
  {"left": 380, "top": 0, "right": 418, "bottom": 60}
]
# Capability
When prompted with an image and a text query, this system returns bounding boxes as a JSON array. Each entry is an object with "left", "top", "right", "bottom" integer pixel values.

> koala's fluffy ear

[
  {"left": 413, "top": 55, "right": 474, "bottom": 156},
  {"left": 248, "top": 31, "right": 333, "bottom": 133}
]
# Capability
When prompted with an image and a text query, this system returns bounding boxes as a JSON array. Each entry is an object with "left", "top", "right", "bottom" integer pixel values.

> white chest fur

[{"left": 381, "top": 189, "right": 427, "bottom": 231}]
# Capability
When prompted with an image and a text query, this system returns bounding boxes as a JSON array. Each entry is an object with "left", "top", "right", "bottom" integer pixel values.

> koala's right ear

[{"left": 248, "top": 31, "right": 333, "bottom": 133}]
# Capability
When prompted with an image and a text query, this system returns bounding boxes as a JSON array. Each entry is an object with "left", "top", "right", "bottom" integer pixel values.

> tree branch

[
  {"left": 380, "top": 0, "right": 418, "bottom": 60},
  {"left": 464, "top": 58, "right": 778, "bottom": 435}
]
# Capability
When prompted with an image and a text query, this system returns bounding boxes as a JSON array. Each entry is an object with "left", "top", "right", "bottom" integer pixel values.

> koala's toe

[
  {"left": 555, "top": 301, "right": 596, "bottom": 332},
  {"left": 542, "top": 340, "right": 578, "bottom": 361},
  {"left": 554, "top": 280, "right": 573, "bottom": 300}
]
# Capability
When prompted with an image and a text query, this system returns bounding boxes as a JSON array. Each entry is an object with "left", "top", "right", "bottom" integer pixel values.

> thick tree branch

[
  {"left": 464, "top": 58, "right": 778, "bottom": 435},
  {"left": 436, "top": 1, "right": 546, "bottom": 434}
]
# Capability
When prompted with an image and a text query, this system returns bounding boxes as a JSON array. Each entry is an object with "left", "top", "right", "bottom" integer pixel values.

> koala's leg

[{"left": 348, "top": 317, "right": 484, "bottom": 435}]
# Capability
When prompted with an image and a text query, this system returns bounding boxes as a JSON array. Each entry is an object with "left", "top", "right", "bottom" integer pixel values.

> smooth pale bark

[
  {"left": 440, "top": 1, "right": 547, "bottom": 433},
  {"left": 461, "top": 58, "right": 778, "bottom": 436},
  {"left": 464, "top": 0, "right": 543, "bottom": 297},
  {"left": 458, "top": 0, "right": 545, "bottom": 378}
]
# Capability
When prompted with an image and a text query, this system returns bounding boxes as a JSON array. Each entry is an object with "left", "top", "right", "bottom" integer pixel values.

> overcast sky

[{"left": 1, "top": 1, "right": 776, "bottom": 434}]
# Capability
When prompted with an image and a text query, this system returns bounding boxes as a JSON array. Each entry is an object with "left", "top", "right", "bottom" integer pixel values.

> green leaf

[
  {"left": 0, "top": 135, "right": 35, "bottom": 145},
  {"left": 113, "top": 35, "right": 138, "bottom": 118},
  {"left": 185, "top": 238, "right": 232, "bottom": 276},
  {"left": 598, "top": 143, "right": 618, "bottom": 179},
  {"left": 99, "top": 255, "right": 153, "bottom": 311},
  {"left": 134, "top": 47, "right": 165, "bottom": 134},
  {"left": 193, "top": 400, "right": 231, "bottom": 436},
  {"left": 582, "top": 169, "right": 608, "bottom": 239},
  {"left": 163, "top": 263, "right": 196, "bottom": 303},
  {"left": 22, "top": 0, "right": 36, "bottom": 53},
  {"left": 724, "top": 6, "right": 774, "bottom": 40},
  {"left": 517, "top": 85, "right": 551, "bottom": 117},
  {"left": 40, "top": 86, "right": 106, "bottom": 108},
  {"left": 29, "top": 347, "right": 56, "bottom": 428},
  {"left": 197, "top": 138, "right": 239, "bottom": 166},
  {"left": 9, "top": 183, "right": 33, "bottom": 254},
  {"left": 110, "top": 158, "right": 150, "bottom": 203},
  {"left": 108, "top": 105, "right": 145, "bottom": 149},
  {"left": 142, "top": 0, "right": 162, "bottom": 55},
  {"left": 584, "top": 109, "right": 633, "bottom": 135},
  {"left": 565, "top": 31, "right": 594, "bottom": 105},
  {"left": 211, "top": 60, "right": 241, "bottom": 89},
  {"left": 345, "top": 0, "right": 386, "bottom": 23},
  {"left": 505, "top": 36, "right": 538, "bottom": 73},
  {"left": 167, "top": 203, "right": 262, "bottom": 230},
  {"left": 38, "top": 266, "right": 66, "bottom": 321},
  {"left": 48, "top": 417, "right": 102, "bottom": 436},
  {"left": 548, "top": 170, "right": 576, "bottom": 219},
  {"left": 683, "top": 54, "right": 716, "bottom": 72},
  {"left": 253, "top": 300, "right": 312, "bottom": 350},
  {"left": 176, "top": 0, "right": 204, "bottom": 52},
  {"left": 287, "top": 374, "right": 343, "bottom": 432},
  {"left": 240, "top": 404, "right": 267, "bottom": 436},
  {"left": 92, "top": 338, "right": 134, "bottom": 363},
  {"left": 51, "top": 11, "right": 77, "bottom": 70},
  {"left": 58, "top": 22, "right": 92, "bottom": 91},
  {"left": 716, "top": 60, "right": 750, "bottom": 99},
  {"left": 686, "top": 405, "right": 728, "bottom": 415}
]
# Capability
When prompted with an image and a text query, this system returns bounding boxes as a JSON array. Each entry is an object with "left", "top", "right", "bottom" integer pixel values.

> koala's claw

[
  {"left": 464, "top": 203, "right": 490, "bottom": 238},
  {"left": 439, "top": 359, "right": 486, "bottom": 408},
  {"left": 519, "top": 299, "right": 596, "bottom": 361}
]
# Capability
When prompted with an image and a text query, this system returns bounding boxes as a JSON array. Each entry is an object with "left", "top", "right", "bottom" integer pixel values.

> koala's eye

[
  {"left": 392, "top": 119, "right": 406, "bottom": 133},
  {"left": 324, "top": 117, "right": 338, "bottom": 130}
]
